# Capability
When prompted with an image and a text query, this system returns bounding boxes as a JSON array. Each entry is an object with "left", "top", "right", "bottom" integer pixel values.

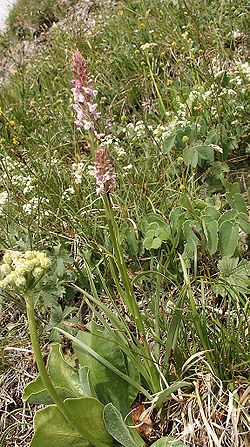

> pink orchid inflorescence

[
  {"left": 71, "top": 51, "right": 100, "bottom": 131},
  {"left": 89, "top": 148, "right": 116, "bottom": 195}
]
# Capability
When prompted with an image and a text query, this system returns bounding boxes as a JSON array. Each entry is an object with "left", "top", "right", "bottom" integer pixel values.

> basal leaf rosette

[{"left": 0, "top": 250, "right": 51, "bottom": 291}]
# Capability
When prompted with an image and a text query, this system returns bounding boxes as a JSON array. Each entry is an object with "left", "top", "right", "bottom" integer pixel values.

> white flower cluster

[
  {"left": 0, "top": 191, "right": 8, "bottom": 216},
  {"left": 72, "top": 161, "right": 86, "bottom": 184},
  {"left": 22, "top": 197, "right": 50, "bottom": 216},
  {"left": 0, "top": 250, "right": 51, "bottom": 289},
  {"left": 100, "top": 135, "right": 126, "bottom": 158}
]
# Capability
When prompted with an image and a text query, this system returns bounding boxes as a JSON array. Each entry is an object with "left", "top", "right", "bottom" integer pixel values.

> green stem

[
  {"left": 102, "top": 195, "right": 160, "bottom": 392},
  {"left": 25, "top": 293, "right": 110, "bottom": 447}
]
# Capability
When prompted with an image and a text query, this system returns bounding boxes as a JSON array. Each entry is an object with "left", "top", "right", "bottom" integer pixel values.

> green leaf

[
  {"left": 23, "top": 377, "right": 76, "bottom": 404},
  {"left": 103, "top": 403, "right": 143, "bottom": 447},
  {"left": 218, "top": 210, "right": 238, "bottom": 226},
  {"left": 143, "top": 237, "right": 154, "bottom": 250},
  {"left": 23, "top": 344, "right": 83, "bottom": 404},
  {"left": 196, "top": 144, "right": 214, "bottom": 163},
  {"left": 79, "top": 366, "right": 97, "bottom": 397},
  {"left": 73, "top": 322, "right": 140, "bottom": 417},
  {"left": 226, "top": 192, "right": 247, "bottom": 215},
  {"left": 183, "top": 220, "right": 199, "bottom": 256},
  {"left": 155, "top": 382, "right": 190, "bottom": 409},
  {"left": 30, "top": 405, "right": 88, "bottom": 447},
  {"left": 202, "top": 219, "right": 218, "bottom": 255},
  {"left": 30, "top": 398, "right": 113, "bottom": 446},
  {"left": 219, "top": 220, "right": 239, "bottom": 257},
  {"left": 64, "top": 398, "right": 112, "bottom": 445},
  {"left": 202, "top": 206, "right": 220, "bottom": 221},
  {"left": 162, "top": 133, "right": 176, "bottom": 154},
  {"left": 151, "top": 237, "right": 162, "bottom": 249},
  {"left": 183, "top": 146, "right": 198, "bottom": 168},
  {"left": 238, "top": 213, "right": 250, "bottom": 234},
  {"left": 205, "top": 129, "right": 217, "bottom": 144},
  {"left": 217, "top": 257, "right": 239, "bottom": 274},
  {"left": 151, "top": 437, "right": 186, "bottom": 447},
  {"left": 48, "top": 344, "right": 84, "bottom": 395}
]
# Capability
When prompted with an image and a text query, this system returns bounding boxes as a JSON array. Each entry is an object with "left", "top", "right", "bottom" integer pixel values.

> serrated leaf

[{"left": 219, "top": 220, "right": 239, "bottom": 257}]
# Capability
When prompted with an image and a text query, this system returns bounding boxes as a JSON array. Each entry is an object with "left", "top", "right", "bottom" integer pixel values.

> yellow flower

[
  {"left": 177, "top": 156, "right": 184, "bottom": 164},
  {"left": 8, "top": 120, "right": 15, "bottom": 126},
  {"left": 182, "top": 135, "right": 189, "bottom": 143},
  {"left": 139, "top": 23, "right": 145, "bottom": 29},
  {"left": 12, "top": 137, "right": 19, "bottom": 145},
  {"left": 167, "top": 79, "right": 173, "bottom": 86},
  {"left": 179, "top": 184, "right": 186, "bottom": 191}
]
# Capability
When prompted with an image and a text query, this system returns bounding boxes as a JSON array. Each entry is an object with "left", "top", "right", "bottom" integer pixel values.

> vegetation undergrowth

[{"left": 0, "top": 0, "right": 249, "bottom": 446}]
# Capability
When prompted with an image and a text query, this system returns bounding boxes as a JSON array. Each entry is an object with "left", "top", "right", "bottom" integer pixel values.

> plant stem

[
  {"left": 25, "top": 293, "right": 111, "bottom": 447},
  {"left": 102, "top": 194, "right": 160, "bottom": 392}
]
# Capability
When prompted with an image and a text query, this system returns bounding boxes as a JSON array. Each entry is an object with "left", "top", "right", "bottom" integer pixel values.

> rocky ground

[{"left": 0, "top": 0, "right": 117, "bottom": 84}]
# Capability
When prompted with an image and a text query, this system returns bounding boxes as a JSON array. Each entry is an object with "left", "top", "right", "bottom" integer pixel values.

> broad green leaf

[
  {"left": 205, "top": 129, "right": 217, "bottom": 144},
  {"left": 151, "top": 437, "right": 186, "bottom": 447},
  {"left": 202, "top": 219, "right": 218, "bottom": 255},
  {"left": 238, "top": 213, "right": 250, "bottom": 234},
  {"left": 202, "top": 206, "right": 220, "bottom": 221},
  {"left": 23, "top": 380, "right": 76, "bottom": 404},
  {"left": 74, "top": 322, "right": 140, "bottom": 417},
  {"left": 103, "top": 403, "right": 143, "bottom": 447},
  {"left": 64, "top": 398, "right": 112, "bottom": 445},
  {"left": 162, "top": 133, "right": 176, "bottom": 154},
  {"left": 30, "top": 397, "right": 112, "bottom": 447},
  {"left": 23, "top": 344, "right": 83, "bottom": 404},
  {"left": 147, "top": 222, "right": 160, "bottom": 231},
  {"left": 219, "top": 220, "right": 239, "bottom": 257},
  {"left": 143, "top": 237, "right": 154, "bottom": 250},
  {"left": 183, "top": 220, "right": 199, "bottom": 256},
  {"left": 226, "top": 192, "right": 247, "bottom": 215},
  {"left": 151, "top": 237, "right": 162, "bottom": 249},
  {"left": 48, "top": 344, "right": 84, "bottom": 396},
  {"left": 218, "top": 257, "right": 239, "bottom": 274},
  {"left": 170, "top": 207, "right": 183, "bottom": 232},
  {"left": 183, "top": 146, "right": 198, "bottom": 168},
  {"left": 218, "top": 209, "right": 238, "bottom": 226},
  {"left": 30, "top": 405, "right": 88, "bottom": 447},
  {"left": 79, "top": 366, "right": 97, "bottom": 397},
  {"left": 196, "top": 144, "right": 214, "bottom": 163}
]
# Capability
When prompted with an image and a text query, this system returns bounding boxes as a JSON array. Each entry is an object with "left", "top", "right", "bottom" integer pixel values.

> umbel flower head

[
  {"left": 71, "top": 51, "right": 100, "bottom": 131},
  {"left": 0, "top": 250, "right": 51, "bottom": 290},
  {"left": 89, "top": 148, "right": 116, "bottom": 195}
]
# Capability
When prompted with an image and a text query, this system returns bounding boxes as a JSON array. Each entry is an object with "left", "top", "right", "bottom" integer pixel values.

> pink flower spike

[
  {"left": 89, "top": 148, "right": 116, "bottom": 195},
  {"left": 71, "top": 51, "right": 100, "bottom": 132}
]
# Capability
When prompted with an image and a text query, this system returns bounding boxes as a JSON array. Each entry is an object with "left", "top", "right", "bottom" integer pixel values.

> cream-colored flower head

[{"left": 0, "top": 250, "right": 51, "bottom": 290}]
